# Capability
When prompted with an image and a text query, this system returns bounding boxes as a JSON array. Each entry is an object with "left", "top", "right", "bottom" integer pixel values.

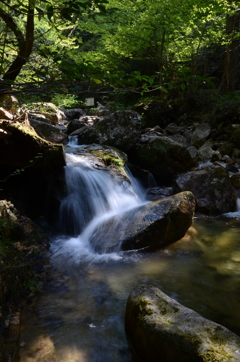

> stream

[{"left": 14, "top": 145, "right": 240, "bottom": 362}]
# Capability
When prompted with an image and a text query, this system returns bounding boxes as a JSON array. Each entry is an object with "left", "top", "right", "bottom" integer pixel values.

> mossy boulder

[
  {"left": 128, "top": 136, "right": 196, "bottom": 184},
  {"left": 173, "top": 165, "right": 237, "bottom": 215},
  {"left": 64, "top": 143, "right": 129, "bottom": 185},
  {"left": 89, "top": 191, "right": 195, "bottom": 253},
  {"left": 125, "top": 285, "right": 240, "bottom": 362},
  {"left": 26, "top": 102, "right": 66, "bottom": 125}
]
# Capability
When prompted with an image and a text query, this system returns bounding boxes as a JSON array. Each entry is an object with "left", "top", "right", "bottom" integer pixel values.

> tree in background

[{"left": 0, "top": 0, "right": 107, "bottom": 86}]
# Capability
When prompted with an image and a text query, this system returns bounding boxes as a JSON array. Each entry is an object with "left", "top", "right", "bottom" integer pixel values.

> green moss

[
  {"left": 200, "top": 348, "right": 232, "bottom": 362},
  {"left": 137, "top": 297, "right": 155, "bottom": 316},
  {"left": 90, "top": 150, "right": 125, "bottom": 169}
]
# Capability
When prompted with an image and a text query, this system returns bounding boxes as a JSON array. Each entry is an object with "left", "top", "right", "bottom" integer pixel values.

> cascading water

[{"left": 52, "top": 150, "right": 147, "bottom": 262}]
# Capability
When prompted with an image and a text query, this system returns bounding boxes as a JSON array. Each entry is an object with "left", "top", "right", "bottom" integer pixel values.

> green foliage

[
  {"left": 0, "top": 0, "right": 239, "bottom": 96},
  {"left": 50, "top": 93, "right": 80, "bottom": 108}
]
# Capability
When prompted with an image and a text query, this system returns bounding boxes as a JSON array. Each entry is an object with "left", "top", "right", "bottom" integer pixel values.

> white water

[
  {"left": 223, "top": 198, "right": 240, "bottom": 218},
  {"left": 52, "top": 151, "right": 147, "bottom": 263}
]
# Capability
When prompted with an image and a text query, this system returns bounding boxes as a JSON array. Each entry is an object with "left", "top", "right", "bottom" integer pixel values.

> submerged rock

[
  {"left": 125, "top": 285, "right": 240, "bottom": 362},
  {"left": 89, "top": 191, "right": 195, "bottom": 253}
]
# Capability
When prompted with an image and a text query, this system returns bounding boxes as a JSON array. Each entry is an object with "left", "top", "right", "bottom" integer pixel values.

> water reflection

[{"left": 15, "top": 218, "right": 240, "bottom": 362}]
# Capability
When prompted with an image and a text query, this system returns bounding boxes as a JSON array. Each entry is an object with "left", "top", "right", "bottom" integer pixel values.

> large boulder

[
  {"left": 89, "top": 191, "right": 195, "bottom": 253},
  {"left": 69, "top": 110, "right": 142, "bottom": 151},
  {"left": 27, "top": 102, "right": 66, "bottom": 125},
  {"left": 173, "top": 165, "right": 237, "bottom": 214},
  {"left": 29, "top": 115, "right": 67, "bottom": 143},
  {"left": 125, "top": 285, "right": 240, "bottom": 362},
  {"left": 128, "top": 135, "right": 196, "bottom": 184},
  {"left": 0, "top": 120, "right": 66, "bottom": 219}
]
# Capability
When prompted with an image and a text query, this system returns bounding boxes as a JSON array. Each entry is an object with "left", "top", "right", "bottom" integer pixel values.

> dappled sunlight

[
  {"left": 17, "top": 334, "right": 56, "bottom": 362},
  {"left": 55, "top": 346, "right": 88, "bottom": 362}
]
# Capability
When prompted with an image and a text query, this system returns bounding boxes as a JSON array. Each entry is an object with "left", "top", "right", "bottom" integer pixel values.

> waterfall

[{"left": 52, "top": 151, "right": 147, "bottom": 261}]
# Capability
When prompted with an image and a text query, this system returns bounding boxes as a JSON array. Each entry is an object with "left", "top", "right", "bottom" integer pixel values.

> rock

[
  {"left": 0, "top": 200, "right": 50, "bottom": 247},
  {"left": 173, "top": 165, "right": 237, "bottom": 214},
  {"left": 28, "top": 102, "right": 66, "bottom": 125},
  {"left": 80, "top": 115, "right": 101, "bottom": 125},
  {"left": 165, "top": 123, "right": 184, "bottom": 135},
  {"left": 128, "top": 136, "right": 196, "bottom": 184},
  {"left": 89, "top": 191, "right": 195, "bottom": 253},
  {"left": 222, "top": 154, "right": 234, "bottom": 164},
  {"left": 0, "top": 94, "right": 19, "bottom": 115},
  {"left": 230, "top": 174, "right": 240, "bottom": 189},
  {"left": 29, "top": 114, "right": 52, "bottom": 124},
  {"left": 125, "top": 285, "right": 240, "bottom": 362},
  {"left": 95, "top": 110, "right": 142, "bottom": 151},
  {"left": 146, "top": 187, "right": 172, "bottom": 201},
  {"left": 167, "top": 134, "right": 189, "bottom": 147},
  {"left": 65, "top": 143, "right": 129, "bottom": 181},
  {"left": 70, "top": 125, "right": 101, "bottom": 144},
  {"left": 0, "top": 121, "right": 66, "bottom": 218},
  {"left": 187, "top": 145, "right": 198, "bottom": 159},
  {"left": 211, "top": 150, "right": 221, "bottom": 162},
  {"left": 198, "top": 139, "right": 214, "bottom": 160},
  {"left": 69, "top": 110, "right": 142, "bottom": 151},
  {"left": 226, "top": 164, "right": 239, "bottom": 173},
  {"left": 217, "top": 142, "right": 233, "bottom": 157},
  {"left": 191, "top": 123, "right": 211, "bottom": 148},
  {"left": 0, "top": 107, "right": 14, "bottom": 120},
  {"left": 29, "top": 117, "right": 68, "bottom": 143},
  {"left": 64, "top": 108, "right": 86, "bottom": 120},
  {"left": 67, "top": 119, "right": 86, "bottom": 133}
]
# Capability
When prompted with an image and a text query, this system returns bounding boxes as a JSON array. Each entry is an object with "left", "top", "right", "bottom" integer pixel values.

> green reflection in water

[{"left": 15, "top": 218, "right": 240, "bottom": 362}]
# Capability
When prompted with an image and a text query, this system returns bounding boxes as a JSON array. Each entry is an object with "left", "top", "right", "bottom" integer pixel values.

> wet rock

[
  {"left": 173, "top": 165, "right": 237, "bottom": 215},
  {"left": 125, "top": 285, "right": 240, "bottom": 362},
  {"left": 146, "top": 187, "right": 172, "bottom": 201},
  {"left": 89, "top": 191, "right": 195, "bottom": 253}
]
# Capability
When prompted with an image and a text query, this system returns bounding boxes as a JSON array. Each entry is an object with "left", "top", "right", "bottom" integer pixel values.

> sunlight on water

[{"left": 15, "top": 218, "right": 240, "bottom": 362}]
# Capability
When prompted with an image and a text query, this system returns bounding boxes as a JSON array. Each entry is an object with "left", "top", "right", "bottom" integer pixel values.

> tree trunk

[
  {"left": 220, "top": 11, "right": 240, "bottom": 90},
  {"left": 0, "top": 0, "right": 35, "bottom": 82}
]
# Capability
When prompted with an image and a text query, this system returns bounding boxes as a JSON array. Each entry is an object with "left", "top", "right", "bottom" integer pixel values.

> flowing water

[{"left": 14, "top": 148, "right": 240, "bottom": 362}]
